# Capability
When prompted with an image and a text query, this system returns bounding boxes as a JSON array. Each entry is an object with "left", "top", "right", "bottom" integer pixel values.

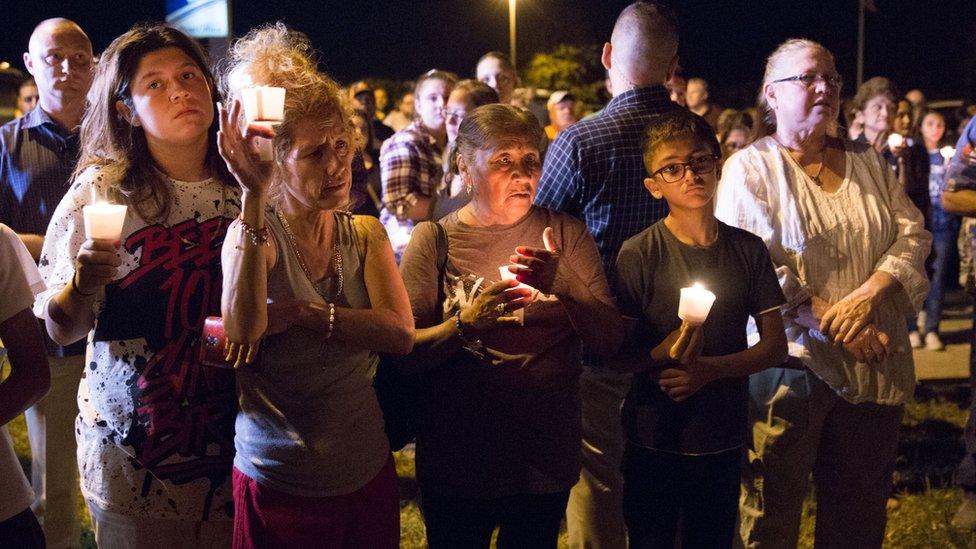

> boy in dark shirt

[{"left": 613, "top": 109, "right": 788, "bottom": 548}]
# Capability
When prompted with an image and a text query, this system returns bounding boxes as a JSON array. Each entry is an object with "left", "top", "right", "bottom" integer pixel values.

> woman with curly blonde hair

[{"left": 217, "top": 24, "right": 413, "bottom": 548}]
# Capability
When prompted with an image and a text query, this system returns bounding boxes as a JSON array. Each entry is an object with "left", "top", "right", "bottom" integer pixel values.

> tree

[{"left": 522, "top": 43, "right": 605, "bottom": 105}]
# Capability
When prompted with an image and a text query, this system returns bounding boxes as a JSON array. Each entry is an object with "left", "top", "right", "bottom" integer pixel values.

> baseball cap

[{"left": 547, "top": 91, "right": 575, "bottom": 107}]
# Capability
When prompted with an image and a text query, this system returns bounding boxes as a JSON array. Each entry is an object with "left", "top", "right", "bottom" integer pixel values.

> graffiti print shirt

[{"left": 34, "top": 165, "right": 240, "bottom": 520}]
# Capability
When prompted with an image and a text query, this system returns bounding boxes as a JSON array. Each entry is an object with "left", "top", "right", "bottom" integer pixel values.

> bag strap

[{"left": 431, "top": 221, "right": 449, "bottom": 305}]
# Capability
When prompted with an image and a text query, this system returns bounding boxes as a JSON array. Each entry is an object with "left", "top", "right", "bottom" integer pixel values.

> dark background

[{"left": 3, "top": 0, "right": 975, "bottom": 107}]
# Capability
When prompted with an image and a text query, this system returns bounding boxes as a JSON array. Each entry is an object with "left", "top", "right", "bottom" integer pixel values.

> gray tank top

[{"left": 233, "top": 210, "right": 390, "bottom": 497}]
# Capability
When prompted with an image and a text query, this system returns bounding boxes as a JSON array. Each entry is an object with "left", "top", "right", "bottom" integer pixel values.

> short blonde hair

[{"left": 222, "top": 23, "right": 364, "bottom": 202}]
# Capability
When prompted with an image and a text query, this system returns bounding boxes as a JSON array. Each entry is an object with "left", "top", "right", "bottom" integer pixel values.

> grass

[{"left": 8, "top": 386, "right": 976, "bottom": 548}]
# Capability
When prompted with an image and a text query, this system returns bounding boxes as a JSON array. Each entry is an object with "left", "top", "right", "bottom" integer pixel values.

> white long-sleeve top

[{"left": 715, "top": 136, "right": 931, "bottom": 405}]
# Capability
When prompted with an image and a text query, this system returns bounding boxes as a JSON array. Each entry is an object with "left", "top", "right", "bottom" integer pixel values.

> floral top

[{"left": 34, "top": 165, "right": 241, "bottom": 520}]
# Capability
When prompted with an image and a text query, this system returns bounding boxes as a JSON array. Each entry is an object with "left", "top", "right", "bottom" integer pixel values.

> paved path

[{"left": 915, "top": 291, "right": 972, "bottom": 381}]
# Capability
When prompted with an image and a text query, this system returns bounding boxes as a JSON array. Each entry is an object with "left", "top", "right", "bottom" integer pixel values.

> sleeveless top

[{"left": 233, "top": 210, "right": 390, "bottom": 497}]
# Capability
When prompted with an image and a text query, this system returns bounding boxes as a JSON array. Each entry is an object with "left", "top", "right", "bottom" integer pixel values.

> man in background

[{"left": 0, "top": 18, "right": 94, "bottom": 548}]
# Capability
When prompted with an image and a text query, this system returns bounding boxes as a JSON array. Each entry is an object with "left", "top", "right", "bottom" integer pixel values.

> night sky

[{"left": 3, "top": 0, "right": 975, "bottom": 107}]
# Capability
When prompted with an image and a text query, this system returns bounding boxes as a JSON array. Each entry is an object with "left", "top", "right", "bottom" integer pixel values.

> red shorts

[{"left": 232, "top": 455, "right": 399, "bottom": 549}]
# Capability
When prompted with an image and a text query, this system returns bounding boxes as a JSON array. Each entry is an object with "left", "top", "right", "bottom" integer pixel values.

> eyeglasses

[
  {"left": 444, "top": 108, "right": 466, "bottom": 121},
  {"left": 650, "top": 155, "right": 718, "bottom": 183},
  {"left": 771, "top": 72, "right": 843, "bottom": 89}
]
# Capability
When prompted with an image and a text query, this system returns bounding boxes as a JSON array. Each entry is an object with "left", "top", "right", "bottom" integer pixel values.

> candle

[
  {"left": 940, "top": 146, "right": 956, "bottom": 161},
  {"left": 240, "top": 86, "right": 286, "bottom": 123},
  {"left": 499, "top": 265, "right": 533, "bottom": 290},
  {"left": 886, "top": 133, "right": 904, "bottom": 150},
  {"left": 83, "top": 201, "right": 127, "bottom": 241},
  {"left": 678, "top": 282, "right": 716, "bottom": 326},
  {"left": 251, "top": 120, "right": 276, "bottom": 162}
]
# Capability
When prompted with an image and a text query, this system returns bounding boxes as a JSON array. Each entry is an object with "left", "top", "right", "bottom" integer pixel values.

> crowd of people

[{"left": 1, "top": 2, "right": 974, "bottom": 548}]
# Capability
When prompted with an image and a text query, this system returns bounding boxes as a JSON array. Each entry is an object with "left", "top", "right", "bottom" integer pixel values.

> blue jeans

[{"left": 924, "top": 230, "right": 959, "bottom": 333}]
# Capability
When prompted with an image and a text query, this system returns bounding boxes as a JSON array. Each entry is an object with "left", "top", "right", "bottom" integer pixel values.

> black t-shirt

[{"left": 614, "top": 219, "right": 785, "bottom": 454}]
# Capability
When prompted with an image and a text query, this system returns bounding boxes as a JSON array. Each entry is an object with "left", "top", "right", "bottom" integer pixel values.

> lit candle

[
  {"left": 240, "top": 86, "right": 286, "bottom": 123},
  {"left": 678, "top": 282, "right": 716, "bottom": 326},
  {"left": 940, "top": 146, "right": 956, "bottom": 161},
  {"left": 83, "top": 201, "right": 127, "bottom": 241},
  {"left": 499, "top": 265, "right": 533, "bottom": 290},
  {"left": 251, "top": 120, "right": 276, "bottom": 162},
  {"left": 886, "top": 133, "right": 904, "bottom": 150}
]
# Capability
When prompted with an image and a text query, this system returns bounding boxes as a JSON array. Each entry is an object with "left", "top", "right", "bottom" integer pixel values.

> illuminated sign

[{"left": 165, "top": 0, "right": 229, "bottom": 38}]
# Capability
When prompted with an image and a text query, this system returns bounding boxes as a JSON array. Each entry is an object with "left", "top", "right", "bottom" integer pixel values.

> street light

[{"left": 508, "top": 0, "right": 517, "bottom": 71}]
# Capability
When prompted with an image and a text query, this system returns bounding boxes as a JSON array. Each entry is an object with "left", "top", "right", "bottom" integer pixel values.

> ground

[{"left": 7, "top": 291, "right": 976, "bottom": 548}]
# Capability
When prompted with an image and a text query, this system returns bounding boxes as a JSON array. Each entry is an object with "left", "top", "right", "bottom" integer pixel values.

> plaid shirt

[
  {"left": 379, "top": 119, "right": 444, "bottom": 222},
  {"left": 535, "top": 86, "right": 676, "bottom": 276}
]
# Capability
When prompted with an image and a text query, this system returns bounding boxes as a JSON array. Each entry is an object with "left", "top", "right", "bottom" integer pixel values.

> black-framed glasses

[
  {"left": 650, "top": 155, "right": 718, "bottom": 183},
  {"left": 771, "top": 72, "right": 843, "bottom": 89}
]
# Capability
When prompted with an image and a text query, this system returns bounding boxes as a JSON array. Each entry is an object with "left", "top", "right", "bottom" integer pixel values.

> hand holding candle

[
  {"left": 240, "top": 86, "right": 286, "bottom": 123},
  {"left": 83, "top": 187, "right": 127, "bottom": 241},
  {"left": 678, "top": 282, "right": 716, "bottom": 326},
  {"left": 240, "top": 86, "right": 285, "bottom": 162},
  {"left": 510, "top": 227, "right": 561, "bottom": 294}
]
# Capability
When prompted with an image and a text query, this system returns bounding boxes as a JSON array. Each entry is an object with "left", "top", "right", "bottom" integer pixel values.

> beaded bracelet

[
  {"left": 237, "top": 216, "right": 269, "bottom": 246},
  {"left": 324, "top": 302, "right": 336, "bottom": 339}
]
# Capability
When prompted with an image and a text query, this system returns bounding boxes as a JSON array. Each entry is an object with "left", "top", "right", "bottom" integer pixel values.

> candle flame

[{"left": 941, "top": 146, "right": 956, "bottom": 160}]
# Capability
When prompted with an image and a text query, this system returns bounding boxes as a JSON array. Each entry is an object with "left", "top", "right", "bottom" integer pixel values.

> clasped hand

[
  {"left": 459, "top": 280, "right": 534, "bottom": 335},
  {"left": 508, "top": 226, "right": 561, "bottom": 294},
  {"left": 653, "top": 322, "right": 714, "bottom": 402}
]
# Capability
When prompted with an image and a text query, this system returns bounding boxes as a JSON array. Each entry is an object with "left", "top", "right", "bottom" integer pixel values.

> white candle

[
  {"left": 240, "top": 86, "right": 286, "bottom": 123},
  {"left": 251, "top": 120, "right": 276, "bottom": 161},
  {"left": 83, "top": 202, "right": 127, "bottom": 241},
  {"left": 678, "top": 282, "right": 716, "bottom": 326},
  {"left": 886, "top": 133, "right": 904, "bottom": 150},
  {"left": 940, "top": 146, "right": 956, "bottom": 161},
  {"left": 499, "top": 265, "right": 533, "bottom": 290}
]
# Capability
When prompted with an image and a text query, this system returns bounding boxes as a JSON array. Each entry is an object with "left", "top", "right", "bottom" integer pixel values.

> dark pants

[
  {"left": 622, "top": 443, "right": 740, "bottom": 549},
  {"left": 421, "top": 490, "right": 569, "bottom": 549},
  {"left": 0, "top": 507, "right": 46, "bottom": 548},
  {"left": 923, "top": 231, "right": 957, "bottom": 333}
]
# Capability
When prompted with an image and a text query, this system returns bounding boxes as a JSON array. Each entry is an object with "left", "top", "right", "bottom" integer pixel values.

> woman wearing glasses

[{"left": 715, "top": 39, "right": 930, "bottom": 548}]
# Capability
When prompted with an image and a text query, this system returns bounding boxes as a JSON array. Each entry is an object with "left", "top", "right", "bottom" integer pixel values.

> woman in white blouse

[{"left": 715, "top": 39, "right": 930, "bottom": 549}]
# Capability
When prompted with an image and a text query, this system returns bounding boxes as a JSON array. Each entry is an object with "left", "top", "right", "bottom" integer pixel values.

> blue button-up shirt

[
  {"left": 535, "top": 86, "right": 676, "bottom": 276},
  {"left": 1, "top": 106, "right": 85, "bottom": 357},
  {"left": 1, "top": 106, "right": 80, "bottom": 235}
]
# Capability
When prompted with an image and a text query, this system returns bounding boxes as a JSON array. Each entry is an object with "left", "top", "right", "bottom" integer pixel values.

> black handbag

[{"left": 374, "top": 221, "right": 449, "bottom": 451}]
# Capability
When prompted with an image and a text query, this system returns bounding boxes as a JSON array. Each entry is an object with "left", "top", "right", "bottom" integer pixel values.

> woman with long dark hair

[{"left": 35, "top": 24, "right": 239, "bottom": 547}]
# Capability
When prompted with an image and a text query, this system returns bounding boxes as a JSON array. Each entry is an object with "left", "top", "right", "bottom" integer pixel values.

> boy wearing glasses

[{"left": 611, "top": 109, "right": 788, "bottom": 548}]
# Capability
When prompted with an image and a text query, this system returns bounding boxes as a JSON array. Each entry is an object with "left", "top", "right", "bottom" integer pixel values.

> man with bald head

[
  {"left": 1, "top": 18, "right": 93, "bottom": 549},
  {"left": 534, "top": 3, "right": 679, "bottom": 547}
]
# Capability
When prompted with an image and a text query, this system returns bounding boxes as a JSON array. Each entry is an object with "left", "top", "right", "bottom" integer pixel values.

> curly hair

[{"left": 222, "top": 23, "right": 364, "bottom": 203}]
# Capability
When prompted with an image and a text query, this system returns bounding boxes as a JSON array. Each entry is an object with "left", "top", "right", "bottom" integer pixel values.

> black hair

[{"left": 641, "top": 109, "right": 721, "bottom": 174}]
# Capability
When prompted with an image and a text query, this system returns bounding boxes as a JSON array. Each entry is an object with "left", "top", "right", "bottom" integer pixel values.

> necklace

[
  {"left": 773, "top": 135, "right": 828, "bottom": 185},
  {"left": 275, "top": 208, "right": 343, "bottom": 301}
]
